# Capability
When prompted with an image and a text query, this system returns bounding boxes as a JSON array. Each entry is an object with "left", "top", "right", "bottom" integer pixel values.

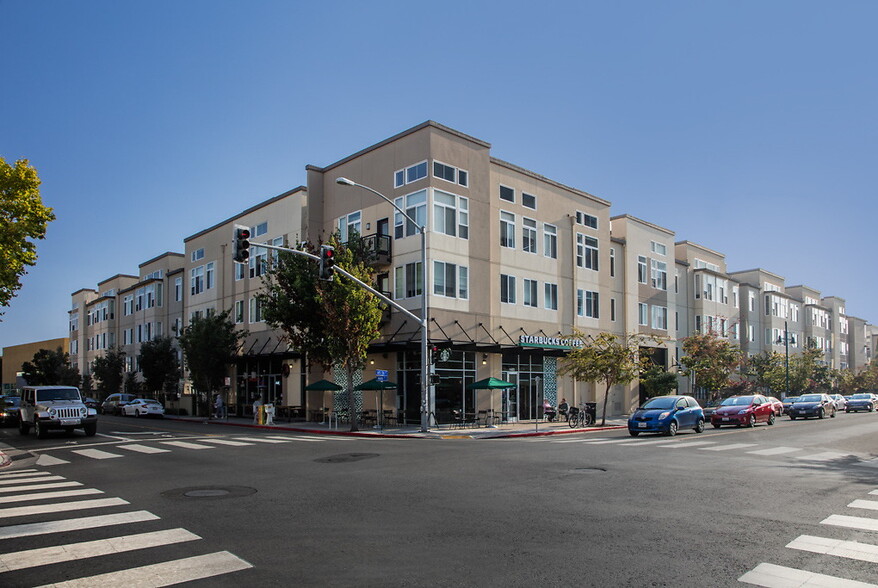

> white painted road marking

[
  {"left": 0, "top": 528, "right": 200, "bottom": 572},
  {"left": 71, "top": 449, "right": 124, "bottom": 460},
  {"left": 36, "top": 550, "right": 253, "bottom": 588},
  {"left": 118, "top": 444, "right": 171, "bottom": 454},
  {"left": 822, "top": 514, "right": 878, "bottom": 532},
  {"left": 35, "top": 455, "right": 69, "bottom": 466},
  {"left": 199, "top": 438, "right": 255, "bottom": 447},
  {"left": 787, "top": 534, "right": 878, "bottom": 564},
  {"left": 739, "top": 562, "right": 878, "bottom": 587},
  {"left": 655, "top": 441, "right": 717, "bottom": 449},
  {"left": 232, "top": 436, "right": 291, "bottom": 444},
  {"left": 0, "top": 510, "right": 159, "bottom": 540},
  {"left": 848, "top": 499, "right": 878, "bottom": 512},
  {"left": 0, "top": 469, "right": 48, "bottom": 478},
  {"left": 0, "top": 475, "right": 65, "bottom": 486},
  {"left": 159, "top": 440, "right": 215, "bottom": 450},
  {"left": 0, "top": 497, "right": 129, "bottom": 520},
  {"left": 0, "top": 488, "right": 102, "bottom": 505},
  {"left": 700, "top": 443, "right": 758, "bottom": 452},
  {"left": 747, "top": 447, "right": 802, "bottom": 456},
  {"left": 0, "top": 481, "right": 81, "bottom": 494},
  {"left": 796, "top": 451, "right": 851, "bottom": 462}
]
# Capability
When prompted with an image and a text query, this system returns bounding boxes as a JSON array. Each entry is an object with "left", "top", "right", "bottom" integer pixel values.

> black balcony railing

[{"left": 358, "top": 233, "right": 392, "bottom": 266}]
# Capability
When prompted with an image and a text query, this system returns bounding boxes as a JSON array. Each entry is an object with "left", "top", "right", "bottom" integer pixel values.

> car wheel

[
  {"left": 666, "top": 420, "right": 678, "bottom": 436},
  {"left": 712, "top": 423, "right": 721, "bottom": 429},
  {"left": 695, "top": 418, "right": 705, "bottom": 434},
  {"left": 869, "top": 405, "right": 874, "bottom": 412},
  {"left": 767, "top": 413, "right": 775, "bottom": 426},
  {"left": 830, "top": 408, "right": 836, "bottom": 418},
  {"left": 35, "top": 420, "right": 48, "bottom": 439},
  {"left": 790, "top": 415, "right": 797, "bottom": 420},
  {"left": 18, "top": 420, "right": 30, "bottom": 435},
  {"left": 135, "top": 410, "right": 141, "bottom": 417},
  {"left": 84, "top": 422, "right": 97, "bottom": 436},
  {"left": 629, "top": 430, "right": 640, "bottom": 437},
  {"left": 747, "top": 414, "right": 756, "bottom": 427},
  {"left": 846, "top": 409, "right": 850, "bottom": 413}
]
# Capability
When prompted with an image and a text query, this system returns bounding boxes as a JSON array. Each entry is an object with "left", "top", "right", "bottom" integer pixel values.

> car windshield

[
  {"left": 851, "top": 394, "right": 870, "bottom": 399},
  {"left": 141, "top": 400, "right": 161, "bottom": 406},
  {"left": 783, "top": 397, "right": 798, "bottom": 402},
  {"left": 798, "top": 394, "right": 822, "bottom": 402},
  {"left": 641, "top": 397, "right": 678, "bottom": 410},
  {"left": 721, "top": 396, "right": 753, "bottom": 406},
  {"left": 36, "top": 388, "right": 81, "bottom": 401},
  {"left": 1, "top": 397, "right": 20, "bottom": 407}
]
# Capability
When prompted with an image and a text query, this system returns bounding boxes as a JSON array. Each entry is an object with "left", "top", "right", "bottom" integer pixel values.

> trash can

[{"left": 585, "top": 402, "right": 597, "bottom": 424}]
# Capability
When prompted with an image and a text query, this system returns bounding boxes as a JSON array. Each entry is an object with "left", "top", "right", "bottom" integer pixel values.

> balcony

[{"left": 358, "top": 233, "right": 392, "bottom": 267}]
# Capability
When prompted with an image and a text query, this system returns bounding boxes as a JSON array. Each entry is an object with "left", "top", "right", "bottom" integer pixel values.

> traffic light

[
  {"left": 232, "top": 225, "right": 251, "bottom": 263},
  {"left": 318, "top": 245, "right": 335, "bottom": 280}
]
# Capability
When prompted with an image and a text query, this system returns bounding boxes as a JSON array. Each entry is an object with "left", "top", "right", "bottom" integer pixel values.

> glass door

[{"left": 501, "top": 371, "right": 518, "bottom": 422}]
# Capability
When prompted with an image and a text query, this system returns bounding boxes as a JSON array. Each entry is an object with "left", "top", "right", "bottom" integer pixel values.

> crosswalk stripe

[
  {"left": 159, "top": 441, "right": 214, "bottom": 450},
  {"left": 870, "top": 490, "right": 878, "bottom": 496},
  {"left": 0, "top": 510, "right": 159, "bottom": 540},
  {"left": 232, "top": 437, "right": 290, "bottom": 444},
  {"left": 119, "top": 444, "right": 171, "bottom": 454},
  {"left": 655, "top": 441, "right": 717, "bottom": 449},
  {"left": 0, "top": 475, "right": 65, "bottom": 486},
  {"left": 198, "top": 438, "right": 254, "bottom": 447},
  {"left": 625, "top": 438, "right": 698, "bottom": 446},
  {"left": 0, "top": 481, "right": 82, "bottom": 494},
  {"left": 36, "top": 455, "right": 69, "bottom": 466},
  {"left": 822, "top": 514, "right": 878, "bottom": 532},
  {"left": 266, "top": 435, "right": 324, "bottom": 442},
  {"left": 586, "top": 439, "right": 638, "bottom": 445},
  {"left": 0, "top": 497, "right": 129, "bottom": 520},
  {"left": 700, "top": 443, "right": 758, "bottom": 452},
  {"left": 0, "top": 488, "right": 102, "bottom": 505},
  {"left": 796, "top": 451, "right": 851, "bottom": 462},
  {"left": 0, "top": 469, "right": 47, "bottom": 478},
  {"left": 848, "top": 499, "right": 878, "bottom": 512},
  {"left": 0, "top": 528, "right": 200, "bottom": 572},
  {"left": 71, "top": 449, "right": 123, "bottom": 460},
  {"left": 856, "top": 459, "right": 878, "bottom": 469},
  {"left": 747, "top": 447, "right": 802, "bottom": 456},
  {"left": 553, "top": 438, "right": 609, "bottom": 443},
  {"left": 36, "top": 550, "right": 253, "bottom": 587},
  {"left": 739, "top": 562, "right": 878, "bottom": 587},
  {"left": 787, "top": 534, "right": 878, "bottom": 564}
]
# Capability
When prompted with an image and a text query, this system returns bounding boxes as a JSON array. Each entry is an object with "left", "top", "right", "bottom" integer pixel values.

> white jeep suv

[{"left": 19, "top": 386, "right": 98, "bottom": 438}]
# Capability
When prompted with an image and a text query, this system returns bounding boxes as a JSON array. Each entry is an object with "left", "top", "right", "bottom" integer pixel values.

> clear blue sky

[{"left": 2, "top": 0, "right": 876, "bottom": 351}]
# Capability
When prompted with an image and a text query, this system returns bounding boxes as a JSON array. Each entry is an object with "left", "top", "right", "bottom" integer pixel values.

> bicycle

[{"left": 567, "top": 405, "right": 594, "bottom": 428}]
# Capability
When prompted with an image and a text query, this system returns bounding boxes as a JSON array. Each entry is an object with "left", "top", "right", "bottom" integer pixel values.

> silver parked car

[{"left": 19, "top": 386, "right": 98, "bottom": 438}]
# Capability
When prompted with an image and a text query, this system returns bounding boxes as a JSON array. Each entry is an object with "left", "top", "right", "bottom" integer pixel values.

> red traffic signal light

[
  {"left": 232, "top": 225, "right": 251, "bottom": 263},
  {"left": 319, "top": 245, "right": 336, "bottom": 280}
]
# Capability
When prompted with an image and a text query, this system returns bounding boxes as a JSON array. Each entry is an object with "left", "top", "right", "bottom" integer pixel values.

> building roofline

[
  {"left": 728, "top": 268, "right": 786, "bottom": 282},
  {"left": 491, "top": 158, "right": 612, "bottom": 207},
  {"left": 692, "top": 267, "right": 736, "bottom": 281},
  {"left": 306, "top": 121, "right": 491, "bottom": 174},
  {"left": 97, "top": 274, "right": 138, "bottom": 287},
  {"left": 674, "top": 240, "right": 726, "bottom": 259},
  {"left": 70, "top": 288, "right": 97, "bottom": 297},
  {"left": 139, "top": 252, "right": 185, "bottom": 268},
  {"left": 184, "top": 186, "right": 306, "bottom": 243},
  {"left": 610, "top": 214, "right": 675, "bottom": 236}
]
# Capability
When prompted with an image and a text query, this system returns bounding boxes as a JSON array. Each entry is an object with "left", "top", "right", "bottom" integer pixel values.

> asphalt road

[{"left": 0, "top": 412, "right": 877, "bottom": 587}]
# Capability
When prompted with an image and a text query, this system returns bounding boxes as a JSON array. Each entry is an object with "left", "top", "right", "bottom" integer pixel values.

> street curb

[
  {"left": 165, "top": 416, "right": 627, "bottom": 439},
  {"left": 0, "top": 449, "right": 10, "bottom": 470}
]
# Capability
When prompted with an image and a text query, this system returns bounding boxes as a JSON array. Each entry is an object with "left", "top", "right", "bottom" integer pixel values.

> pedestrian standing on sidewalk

[
  {"left": 253, "top": 395, "right": 263, "bottom": 424},
  {"left": 214, "top": 394, "right": 224, "bottom": 420}
]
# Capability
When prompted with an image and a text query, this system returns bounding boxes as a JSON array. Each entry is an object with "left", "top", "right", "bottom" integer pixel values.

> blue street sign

[{"left": 375, "top": 369, "right": 389, "bottom": 381}]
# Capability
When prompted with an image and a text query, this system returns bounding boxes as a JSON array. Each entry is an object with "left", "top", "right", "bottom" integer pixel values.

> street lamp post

[
  {"left": 783, "top": 320, "right": 790, "bottom": 398},
  {"left": 336, "top": 177, "right": 431, "bottom": 432}
]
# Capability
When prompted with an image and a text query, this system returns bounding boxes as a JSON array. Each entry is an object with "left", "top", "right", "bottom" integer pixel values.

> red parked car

[
  {"left": 711, "top": 394, "right": 776, "bottom": 428},
  {"left": 765, "top": 396, "right": 784, "bottom": 416}
]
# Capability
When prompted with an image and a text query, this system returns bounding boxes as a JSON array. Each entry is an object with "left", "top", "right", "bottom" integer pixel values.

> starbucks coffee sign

[{"left": 518, "top": 335, "right": 584, "bottom": 350}]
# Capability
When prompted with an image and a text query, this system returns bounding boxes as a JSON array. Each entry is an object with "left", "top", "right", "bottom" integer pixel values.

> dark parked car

[
  {"left": 100, "top": 393, "right": 136, "bottom": 415},
  {"left": 701, "top": 397, "right": 723, "bottom": 420},
  {"left": 83, "top": 397, "right": 99, "bottom": 410},
  {"left": 781, "top": 396, "right": 800, "bottom": 412},
  {"left": 0, "top": 396, "right": 21, "bottom": 426},
  {"left": 845, "top": 393, "right": 877, "bottom": 413},
  {"left": 628, "top": 395, "right": 705, "bottom": 437},
  {"left": 711, "top": 395, "right": 776, "bottom": 428},
  {"left": 787, "top": 393, "right": 836, "bottom": 420}
]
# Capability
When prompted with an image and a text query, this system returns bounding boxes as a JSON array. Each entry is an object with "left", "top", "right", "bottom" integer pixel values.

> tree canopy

[
  {"left": 21, "top": 347, "right": 80, "bottom": 386},
  {"left": 0, "top": 158, "right": 55, "bottom": 316},
  {"left": 139, "top": 336, "right": 181, "bottom": 401},
  {"left": 178, "top": 310, "right": 245, "bottom": 416},
  {"left": 680, "top": 331, "right": 742, "bottom": 396},
  {"left": 92, "top": 347, "right": 126, "bottom": 397}
]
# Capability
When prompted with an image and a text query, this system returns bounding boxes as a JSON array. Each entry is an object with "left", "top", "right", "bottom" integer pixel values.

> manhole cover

[
  {"left": 315, "top": 453, "right": 379, "bottom": 463},
  {"left": 568, "top": 467, "right": 607, "bottom": 474},
  {"left": 162, "top": 486, "right": 257, "bottom": 500}
]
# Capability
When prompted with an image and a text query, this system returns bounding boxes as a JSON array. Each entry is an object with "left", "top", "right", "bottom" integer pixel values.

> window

[
  {"left": 191, "top": 266, "right": 205, "bottom": 295},
  {"left": 433, "top": 261, "right": 468, "bottom": 299},
  {"left": 500, "top": 274, "right": 516, "bottom": 304},
  {"left": 206, "top": 262, "right": 215, "bottom": 290},
  {"left": 651, "top": 306, "right": 668, "bottom": 330},
  {"left": 191, "top": 248, "right": 204, "bottom": 262},
  {"left": 544, "top": 283, "right": 558, "bottom": 310},
  {"left": 394, "top": 262, "right": 423, "bottom": 299},
  {"left": 433, "top": 161, "right": 468, "bottom": 186},
  {"left": 610, "top": 248, "right": 615, "bottom": 277},
  {"left": 395, "top": 161, "right": 428, "bottom": 187},
  {"left": 638, "top": 303, "right": 648, "bottom": 326},
  {"left": 749, "top": 292, "right": 755, "bottom": 312},
  {"left": 175, "top": 277, "right": 183, "bottom": 301},
  {"left": 252, "top": 222, "right": 268, "bottom": 237},
  {"left": 433, "top": 190, "right": 468, "bottom": 238},
  {"left": 576, "top": 211, "right": 598, "bottom": 229},
  {"left": 576, "top": 235, "right": 598, "bottom": 270},
  {"left": 523, "top": 279, "right": 538, "bottom": 307},
  {"left": 651, "top": 260, "right": 667, "bottom": 290},
  {"left": 269, "top": 236, "right": 283, "bottom": 264},
  {"left": 500, "top": 211, "right": 515, "bottom": 248},
  {"left": 394, "top": 190, "right": 427, "bottom": 238},
  {"left": 123, "top": 295, "right": 133, "bottom": 316},
  {"left": 522, "top": 192, "right": 536, "bottom": 209},
  {"left": 522, "top": 218, "right": 537, "bottom": 253},
  {"left": 235, "top": 262, "right": 245, "bottom": 281},
  {"left": 638, "top": 256, "right": 648, "bottom": 283},
  {"left": 578, "top": 290, "right": 599, "bottom": 318},
  {"left": 610, "top": 298, "right": 616, "bottom": 322},
  {"left": 499, "top": 185, "right": 515, "bottom": 203},
  {"left": 543, "top": 224, "right": 557, "bottom": 259},
  {"left": 249, "top": 247, "right": 268, "bottom": 278},
  {"left": 338, "top": 211, "right": 361, "bottom": 242},
  {"left": 748, "top": 325, "right": 755, "bottom": 342},
  {"left": 249, "top": 297, "right": 263, "bottom": 323},
  {"left": 235, "top": 301, "right": 244, "bottom": 324},
  {"left": 650, "top": 241, "right": 667, "bottom": 256}
]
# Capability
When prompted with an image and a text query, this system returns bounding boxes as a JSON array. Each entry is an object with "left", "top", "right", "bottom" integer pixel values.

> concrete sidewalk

[{"left": 168, "top": 413, "right": 628, "bottom": 439}]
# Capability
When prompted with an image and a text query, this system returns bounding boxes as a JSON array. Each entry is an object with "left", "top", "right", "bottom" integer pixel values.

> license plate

[
  {"left": 638, "top": 422, "right": 647, "bottom": 428},
  {"left": 722, "top": 417, "right": 729, "bottom": 421},
  {"left": 60, "top": 419, "right": 79, "bottom": 426}
]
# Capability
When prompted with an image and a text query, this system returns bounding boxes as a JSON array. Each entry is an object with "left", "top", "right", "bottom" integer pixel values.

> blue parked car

[{"left": 628, "top": 395, "right": 705, "bottom": 437}]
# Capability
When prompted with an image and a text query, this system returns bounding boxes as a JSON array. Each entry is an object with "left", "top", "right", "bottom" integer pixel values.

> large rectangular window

[
  {"left": 433, "top": 190, "right": 468, "bottom": 239},
  {"left": 576, "top": 211, "right": 598, "bottom": 228},
  {"left": 235, "top": 300, "right": 244, "bottom": 324},
  {"left": 395, "top": 161, "right": 428, "bottom": 187},
  {"left": 394, "top": 262, "right": 423, "bottom": 299},
  {"left": 544, "top": 283, "right": 558, "bottom": 311},
  {"left": 650, "top": 260, "right": 667, "bottom": 290},
  {"left": 500, "top": 274, "right": 516, "bottom": 304},
  {"left": 577, "top": 235, "right": 598, "bottom": 270},
  {"left": 191, "top": 266, "right": 204, "bottom": 295},
  {"left": 638, "top": 303, "right": 648, "bottom": 326},
  {"left": 433, "top": 261, "right": 468, "bottom": 299},
  {"left": 249, "top": 297, "right": 263, "bottom": 323},
  {"left": 338, "top": 211, "right": 361, "bottom": 242},
  {"left": 651, "top": 305, "right": 668, "bottom": 330},
  {"left": 500, "top": 211, "right": 515, "bottom": 248},
  {"left": 433, "top": 161, "right": 468, "bottom": 187},
  {"left": 523, "top": 279, "right": 538, "bottom": 307},
  {"left": 522, "top": 192, "right": 536, "bottom": 210},
  {"left": 576, "top": 290, "right": 599, "bottom": 318},
  {"left": 638, "top": 256, "right": 648, "bottom": 284},
  {"left": 522, "top": 218, "right": 537, "bottom": 253},
  {"left": 206, "top": 262, "right": 215, "bottom": 290},
  {"left": 543, "top": 224, "right": 557, "bottom": 259},
  {"left": 394, "top": 190, "right": 427, "bottom": 239},
  {"left": 499, "top": 185, "right": 515, "bottom": 203}
]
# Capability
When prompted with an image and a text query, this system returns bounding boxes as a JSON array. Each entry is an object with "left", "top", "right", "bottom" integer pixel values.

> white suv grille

[{"left": 54, "top": 408, "right": 81, "bottom": 419}]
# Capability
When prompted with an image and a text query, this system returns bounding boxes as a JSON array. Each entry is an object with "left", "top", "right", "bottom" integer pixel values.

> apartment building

[{"left": 67, "top": 120, "right": 874, "bottom": 418}]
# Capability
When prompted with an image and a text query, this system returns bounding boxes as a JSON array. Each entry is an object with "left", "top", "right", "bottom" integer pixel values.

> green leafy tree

[
  {"left": 558, "top": 331, "right": 658, "bottom": 426},
  {"left": 260, "top": 233, "right": 383, "bottom": 432},
  {"left": 0, "top": 158, "right": 55, "bottom": 316},
  {"left": 139, "top": 336, "right": 181, "bottom": 402},
  {"left": 21, "top": 347, "right": 80, "bottom": 386},
  {"left": 80, "top": 375, "right": 93, "bottom": 396},
  {"left": 92, "top": 347, "right": 126, "bottom": 398},
  {"left": 680, "top": 331, "right": 742, "bottom": 398},
  {"left": 789, "top": 345, "right": 829, "bottom": 393},
  {"left": 743, "top": 351, "right": 786, "bottom": 395},
  {"left": 178, "top": 310, "right": 246, "bottom": 417},
  {"left": 639, "top": 364, "right": 679, "bottom": 397}
]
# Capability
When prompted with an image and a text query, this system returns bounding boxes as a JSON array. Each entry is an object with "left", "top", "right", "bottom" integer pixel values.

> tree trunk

[
  {"left": 347, "top": 362, "right": 358, "bottom": 432},
  {"left": 601, "top": 380, "right": 613, "bottom": 427}
]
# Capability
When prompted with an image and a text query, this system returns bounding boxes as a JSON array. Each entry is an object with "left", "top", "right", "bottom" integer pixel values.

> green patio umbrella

[
  {"left": 304, "top": 379, "right": 343, "bottom": 391},
  {"left": 355, "top": 378, "right": 399, "bottom": 429},
  {"left": 467, "top": 377, "right": 515, "bottom": 427}
]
